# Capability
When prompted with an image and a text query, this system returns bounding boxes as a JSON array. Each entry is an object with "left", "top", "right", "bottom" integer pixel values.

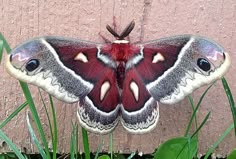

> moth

[{"left": 6, "top": 21, "right": 230, "bottom": 134}]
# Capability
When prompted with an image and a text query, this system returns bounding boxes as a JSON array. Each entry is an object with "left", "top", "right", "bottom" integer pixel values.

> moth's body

[
  {"left": 103, "top": 41, "right": 138, "bottom": 89},
  {"left": 6, "top": 21, "right": 230, "bottom": 134},
  {"left": 108, "top": 42, "right": 131, "bottom": 62}
]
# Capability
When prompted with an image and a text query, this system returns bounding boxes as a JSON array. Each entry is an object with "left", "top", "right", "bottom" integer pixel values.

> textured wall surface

[{"left": 0, "top": 0, "right": 236, "bottom": 155}]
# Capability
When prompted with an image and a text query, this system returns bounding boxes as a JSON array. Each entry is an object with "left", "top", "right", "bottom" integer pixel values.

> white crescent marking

[
  {"left": 130, "top": 81, "right": 139, "bottom": 102},
  {"left": 146, "top": 37, "right": 195, "bottom": 91},
  {"left": 100, "top": 81, "right": 111, "bottom": 101},
  {"left": 74, "top": 52, "right": 88, "bottom": 63},
  {"left": 40, "top": 39, "right": 93, "bottom": 89},
  {"left": 152, "top": 53, "right": 165, "bottom": 63}
]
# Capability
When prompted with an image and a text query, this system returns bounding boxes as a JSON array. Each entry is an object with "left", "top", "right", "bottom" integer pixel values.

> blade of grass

[
  {"left": 127, "top": 152, "right": 136, "bottom": 159},
  {"left": 23, "top": 154, "right": 29, "bottom": 159},
  {"left": 70, "top": 122, "right": 80, "bottom": 159},
  {"left": 39, "top": 89, "right": 58, "bottom": 159},
  {"left": 0, "top": 40, "right": 3, "bottom": 63},
  {"left": 109, "top": 132, "right": 113, "bottom": 159},
  {"left": 20, "top": 82, "right": 51, "bottom": 159},
  {"left": 185, "top": 82, "right": 215, "bottom": 136},
  {"left": 191, "top": 112, "right": 210, "bottom": 138},
  {"left": 82, "top": 127, "right": 90, "bottom": 159},
  {"left": 204, "top": 123, "right": 234, "bottom": 159},
  {"left": 0, "top": 130, "right": 26, "bottom": 159},
  {"left": 38, "top": 89, "right": 54, "bottom": 144},
  {"left": 0, "top": 33, "right": 11, "bottom": 53},
  {"left": 75, "top": 123, "right": 79, "bottom": 159},
  {"left": 49, "top": 95, "right": 58, "bottom": 159},
  {"left": 196, "top": 82, "right": 216, "bottom": 108},
  {"left": 186, "top": 96, "right": 198, "bottom": 136},
  {"left": 70, "top": 122, "right": 76, "bottom": 159},
  {"left": 221, "top": 77, "right": 236, "bottom": 135},
  {"left": 187, "top": 96, "right": 199, "bottom": 159},
  {"left": 94, "top": 137, "right": 104, "bottom": 159},
  {"left": 0, "top": 101, "right": 28, "bottom": 128},
  {"left": 26, "top": 111, "right": 47, "bottom": 159}
]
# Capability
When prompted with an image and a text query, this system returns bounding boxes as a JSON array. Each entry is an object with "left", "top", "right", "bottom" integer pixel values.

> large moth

[{"left": 6, "top": 21, "right": 230, "bottom": 134}]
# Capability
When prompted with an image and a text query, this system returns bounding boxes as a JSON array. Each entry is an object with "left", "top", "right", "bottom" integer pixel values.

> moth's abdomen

[{"left": 116, "top": 62, "right": 125, "bottom": 89}]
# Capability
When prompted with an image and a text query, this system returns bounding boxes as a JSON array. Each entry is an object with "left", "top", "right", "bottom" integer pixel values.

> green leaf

[
  {"left": 227, "top": 149, "right": 236, "bottom": 159},
  {"left": 154, "top": 137, "right": 198, "bottom": 159},
  {"left": 6, "top": 152, "right": 16, "bottom": 158},
  {"left": 0, "top": 154, "right": 5, "bottom": 159},
  {"left": 113, "top": 154, "right": 126, "bottom": 159},
  {"left": 98, "top": 155, "right": 110, "bottom": 159}
]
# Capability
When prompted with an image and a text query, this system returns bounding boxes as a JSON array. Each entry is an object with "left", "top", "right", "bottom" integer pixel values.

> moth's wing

[
  {"left": 121, "top": 35, "right": 230, "bottom": 133},
  {"left": 141, "top": 35, "right": 230, "bottom": 104},
  {"left": 6, "top": 36, "right": 120, "bottom": 134},
  {"left": 121, "top": 67, "right": 159, "bottom": 133}
]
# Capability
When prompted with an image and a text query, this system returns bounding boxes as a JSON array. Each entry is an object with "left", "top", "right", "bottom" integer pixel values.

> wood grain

[{"left": 0, "top": 0, "right": 235, "bottom": 155}]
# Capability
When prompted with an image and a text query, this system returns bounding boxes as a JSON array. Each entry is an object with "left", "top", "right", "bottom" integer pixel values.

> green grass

[
  {"left": 26, "top": 111, "right": 47, "bottom": 159},
  {"left": 0, "top": 33, "right": 236, "bottom": 159},
  {"left": 0, "top": 130, "right": 25, "bottom": 159},
  {"left": 222, "top": 77, "right": 236, "bottom": 135},
  {"left": 70, "top": 122, "right": 79, "bottom": 159},
  {"left": 39, "top": 89, "right": 58, "bottom": 159},
  {"left": 20, "top": 81, "right": 51, "bottom": 158}
]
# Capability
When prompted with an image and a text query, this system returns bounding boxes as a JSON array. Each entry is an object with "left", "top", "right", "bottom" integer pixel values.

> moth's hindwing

[{"left": 121, "top": 67, "right": 159, "bottom": 133}]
